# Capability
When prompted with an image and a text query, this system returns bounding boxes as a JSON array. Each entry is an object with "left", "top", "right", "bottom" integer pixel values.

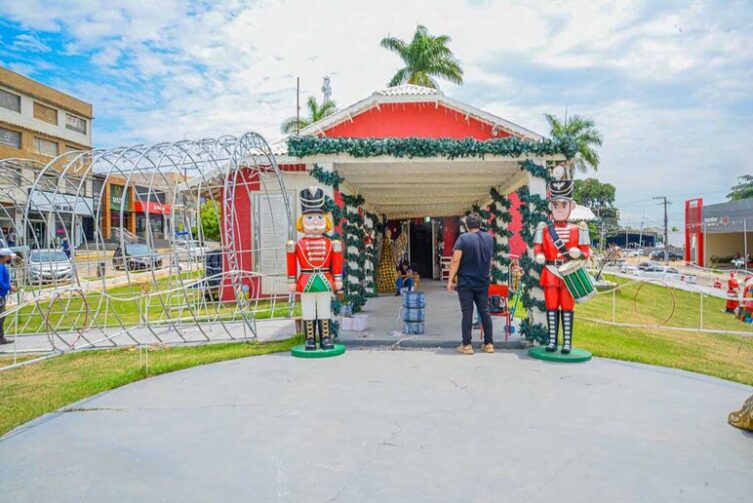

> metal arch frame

[{"left": 0, "top": 132, "right": 294, "bottom": 366}]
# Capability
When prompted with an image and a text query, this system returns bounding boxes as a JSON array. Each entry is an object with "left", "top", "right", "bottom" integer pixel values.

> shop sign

[
  {"left": 133, "top": 200, "right": 172, "bottom": 215},
  {"left": 110, "top": 184, "right": 129, "bottom": 211}
]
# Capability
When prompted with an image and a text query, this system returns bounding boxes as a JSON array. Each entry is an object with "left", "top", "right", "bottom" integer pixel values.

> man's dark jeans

[{"left": 457, "top": 286, "right": 493, "bottom": 346}]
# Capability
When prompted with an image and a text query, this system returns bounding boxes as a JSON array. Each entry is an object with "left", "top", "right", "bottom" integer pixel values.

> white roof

[
  {"left": 569, "top": 205, "right": 597, "bottom": 222},
  {"left": 373, "top": 84, "right": 442, "bottom": 97},
  {"left": 291, "top": 84, "right": 543, "bottom": 142}
]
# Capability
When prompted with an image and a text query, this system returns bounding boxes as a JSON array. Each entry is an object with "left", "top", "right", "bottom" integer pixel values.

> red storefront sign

[{"left": 133, "top": 200, "right": 171, "bottom": 215}]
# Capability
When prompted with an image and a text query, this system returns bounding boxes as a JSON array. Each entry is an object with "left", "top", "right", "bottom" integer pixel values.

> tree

[
  {"left": 728, "top": 175, "right": 753, "bottom": 201},
  {"left": 281, "top": 96, "right": 337, "bottom": 135},
  {"left": 573, "top": 178, "right": 619, "bottom": 244},
  {"left": 545, "top": 113, "right": 603, "bottom": 173},
  {"left": 380, "top": 25, "right": 463, "bottom": 89},
  {"left": 192, "top": 200, "right": 221, "bottom": 242}
]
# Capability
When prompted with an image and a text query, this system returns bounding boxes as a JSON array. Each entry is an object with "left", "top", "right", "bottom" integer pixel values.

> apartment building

[{"left": 0, "top": 66, "right": 94, "bottom": 248}]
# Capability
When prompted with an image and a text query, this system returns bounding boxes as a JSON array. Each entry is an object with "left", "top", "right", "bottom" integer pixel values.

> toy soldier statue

[
  {"left": 534, "top": 165, "right": 592, "bottom": 353},
  {"left": 726, "top": 271, "right": 740, "bottom": 314},
  {"left": 287, "top": 187, "right": 343, "bottom": 351}
]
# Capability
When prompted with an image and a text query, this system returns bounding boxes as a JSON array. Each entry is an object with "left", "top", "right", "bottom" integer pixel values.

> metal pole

[
  {"left": 703, "top": 219, "right": 707, "bottom": 268},
  {"left": 699, "top": 290, "right": 703, "bottom": 330},
  {"left": 295, "top": 77, "right": 300, "bottom": 136},
  {"left": 744, "top": 218, "right": 748, "bottom": 270}
]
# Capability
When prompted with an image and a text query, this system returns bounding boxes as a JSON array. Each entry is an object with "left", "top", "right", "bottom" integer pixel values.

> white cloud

[{"left": 1, "top": 0, "right": 751, "bottom": 223}]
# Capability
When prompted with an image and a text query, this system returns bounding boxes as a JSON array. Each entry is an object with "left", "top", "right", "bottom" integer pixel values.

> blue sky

[{"left": 0, "top": 0, "right": 751, "bottom": 230}]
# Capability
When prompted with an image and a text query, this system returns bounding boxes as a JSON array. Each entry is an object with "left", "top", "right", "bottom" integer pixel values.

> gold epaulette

[{"left": 286, "top": 240, "right": 295, "bottom": 252}]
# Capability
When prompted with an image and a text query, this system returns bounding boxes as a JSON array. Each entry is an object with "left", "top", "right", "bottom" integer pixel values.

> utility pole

[
  {"left": 654, "top": 196, "right": 671, "bottom": 262},
  {"left": 295, "top": 76, "right": 300, "bottom": 136}
]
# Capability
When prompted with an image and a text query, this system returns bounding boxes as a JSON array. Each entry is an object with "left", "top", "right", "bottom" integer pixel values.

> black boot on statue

[
  {"left": 319, "top": 319, "right": 335, "bottom": 350},
  {"left": 545, "top": 310, "right": 559, "bottom": 352},
  {"left": 304, "top": 320, "right": 317, "bottom": 351},
  {"left": 561, "top": 310, "right": 574, "bottom": 354}
]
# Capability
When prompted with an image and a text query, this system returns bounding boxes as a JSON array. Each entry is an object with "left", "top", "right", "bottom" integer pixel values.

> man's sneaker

[
  {"left": 0, "top": 337, "right": 12, "bottom": 345},
  {"left": 456, "top": 344, "right": 474, "bottom": 355},
  {"left": 481, "top": 343, "right": 495, "bottom": 353}
]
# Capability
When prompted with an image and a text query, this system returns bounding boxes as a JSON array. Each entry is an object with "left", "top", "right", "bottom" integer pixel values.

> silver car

[{"left": 27, "top": 249, "right": 73, "bottom": 283}]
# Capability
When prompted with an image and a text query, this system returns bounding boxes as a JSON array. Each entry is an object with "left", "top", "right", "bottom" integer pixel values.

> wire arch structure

[{"left": 0, "top": 132, "right": 295, "bottom": 363}]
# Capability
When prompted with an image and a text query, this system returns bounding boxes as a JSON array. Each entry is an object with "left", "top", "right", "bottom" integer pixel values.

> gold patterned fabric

[
  {"left": 728, "top": 394, "right": 753, "bottom": 431},
  {"left": 377, "top": 236, "right": 398, "bottom": 294}
]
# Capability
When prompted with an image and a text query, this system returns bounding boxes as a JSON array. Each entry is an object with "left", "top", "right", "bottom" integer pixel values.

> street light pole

[{"left": 654, "top": 196, "right": 671, "bottom": 262}]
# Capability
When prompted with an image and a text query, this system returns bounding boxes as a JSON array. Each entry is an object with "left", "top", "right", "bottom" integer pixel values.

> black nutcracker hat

[
  {"left": 548, "top": 165, "right": 573, "bottom": 201},
  {"left": 300, "top": 186, "right": 325, "bottom": 214}
]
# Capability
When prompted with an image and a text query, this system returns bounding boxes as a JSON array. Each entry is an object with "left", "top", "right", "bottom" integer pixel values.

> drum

[{"left": 558, "top": 260, "right": 596, "bottom": 303}]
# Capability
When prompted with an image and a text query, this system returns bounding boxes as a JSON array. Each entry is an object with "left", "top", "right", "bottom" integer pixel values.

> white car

[
  {"left": 175, "top": 240, "right": 208, "bottom": 262},
  {"left": 636, "top": 265, "right": 697, "bottom": 284}
]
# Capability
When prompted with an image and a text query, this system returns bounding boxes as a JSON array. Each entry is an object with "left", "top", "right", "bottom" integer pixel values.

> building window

[
  {"left": 33, "top": 101, "right": 58, "bottom": 125},
  {"left": 34, "top": 136, "right": 59, "bottom": 157},
  {"left": 135, "top": 186, "right": 167, "bottom": 204},
  {"left": 0, "top": 89, "right": 21, "bottom": 112},
  {"left": 65, "top": 113, "right": 87, "bottom": 134},
  {"left": 0, "top": 127, "right": 21, "bottom": 149}
]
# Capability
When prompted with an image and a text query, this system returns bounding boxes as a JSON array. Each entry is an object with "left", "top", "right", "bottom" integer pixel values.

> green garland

[
  {"left": 289, "top": 136, "right": 578, "bottom": 161},
  {"left": 488, "top": 188, "right": 513, "bottom": 284},
  {"left": 309, "top": 163, "right": 344, "bottom": 189},
  {"left": 363, "top": 211, "right": 379, "bottom": 297},
  {"left": 516, "top": 180, "right": 551, "bottom": 344}
]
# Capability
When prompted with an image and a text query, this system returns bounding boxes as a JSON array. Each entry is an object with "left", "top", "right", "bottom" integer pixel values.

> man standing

[
  {"left": 447, "top": 213, "right": 495, "bottom": 355},
  {"left": 0, "top": 248, "right": 17, "bottom": 345}
]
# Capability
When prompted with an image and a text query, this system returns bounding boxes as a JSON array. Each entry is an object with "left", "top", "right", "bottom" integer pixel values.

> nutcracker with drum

[
  {"left": 287, "top": 187, "right": 344, "bottom": 352},
  {"left": 533, "top": 165, "right": 594, "bottom": 355}
]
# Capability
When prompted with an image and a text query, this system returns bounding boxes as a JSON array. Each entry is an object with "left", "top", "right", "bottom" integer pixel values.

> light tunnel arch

[{"left": 0, "top": 132, "right": 294, "bottom": 354}]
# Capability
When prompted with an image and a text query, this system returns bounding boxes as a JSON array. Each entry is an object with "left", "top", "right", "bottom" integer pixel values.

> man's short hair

[{"left": 465, "top": 213, "right": 482, "bottom": 229}]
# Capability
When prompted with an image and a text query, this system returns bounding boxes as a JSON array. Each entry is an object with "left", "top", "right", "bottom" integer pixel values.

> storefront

[
  {"left": 134, "top": 199, "right": 171, "bottom": 241},
  {"left": 685, "top": 198, "right": 753, "bottom": 267},
  {"left": 103, "top": 182, "right": 135, "bottom": 240},
  {"left": 27, "top": 190, "right": 95, "bottom": 248}
]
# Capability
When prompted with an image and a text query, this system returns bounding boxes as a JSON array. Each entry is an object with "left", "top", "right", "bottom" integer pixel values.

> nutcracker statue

[
  {"left": 287, "top": 187, "right": 343, "bottom": 351},
  {"left": 725, "top": 272, "right": 740, "bottom": 314},
  {"left": 533, "top": 165, "right": 592, "bottom": 354}
]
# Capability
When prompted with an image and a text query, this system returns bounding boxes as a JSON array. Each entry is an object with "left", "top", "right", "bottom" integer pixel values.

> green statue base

[
  {"left": 528, "top": 346, "right": 591, "bottom": 363},
  {"left": 291, "top": 343, "right": 346, "bottom": 359}
]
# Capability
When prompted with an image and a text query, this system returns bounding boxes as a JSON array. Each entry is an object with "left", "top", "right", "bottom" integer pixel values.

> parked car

[
  {"left": 635, "top": 265, "right": 697, "bottom": 284},
  {"left": 113, "top": 243, "right": 163, "bottom": 271},
  {"left": 26, "top": 249, "right": 73, "bottom": 283},
  {"left": 175, "top": 239, "right": 208, "bottom": 262},
  {"left": 649, "top": 250, "right": 683, "bottom": 261},
  {"left": 636, "top": 261, "right": 655, "bottom": 272},
  {"left": 201, "top": 248, "right": 223, "bottom": 300},
  {"left": 0, "top": 237, "right": 29, "bottom": 260}
]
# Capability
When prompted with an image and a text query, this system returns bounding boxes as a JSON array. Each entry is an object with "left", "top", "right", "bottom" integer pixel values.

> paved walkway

[
  {"left": 340, "top": 280, "right": 523, "bottom": 348},
  {"left": 1, "top": 350, "right": 751, "bottom": 502}
]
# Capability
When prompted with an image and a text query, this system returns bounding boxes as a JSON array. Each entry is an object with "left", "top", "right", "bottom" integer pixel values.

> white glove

[
  {"left": 535, "top": 253, "right": 546, "bottom": 265},
  {"left": 568, "top": 247, "right": 582, "bottom": 259}
]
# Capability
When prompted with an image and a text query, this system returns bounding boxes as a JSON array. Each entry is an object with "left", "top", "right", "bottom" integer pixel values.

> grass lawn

[
  {"left": 7, "top": 272, "right": 298, "bottom": 335},
  {"left": 512, "top": 275, "right": 753, "bottom": 386},
  {"left": 0, "top": 337, "right": 301, "bottom": 437}
]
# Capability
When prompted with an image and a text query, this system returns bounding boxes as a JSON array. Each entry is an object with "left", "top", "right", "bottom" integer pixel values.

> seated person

[{"left": 395, "top": 260, "right": 414, "bottom": 295}]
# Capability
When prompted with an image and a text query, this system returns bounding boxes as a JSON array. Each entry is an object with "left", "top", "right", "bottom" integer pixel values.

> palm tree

[
  {"left": 545, "top": 113, "right": 603, "bottom": 173},
  {"left": 380, "top": 25, "right": 463, "bottom": 89},
  {"left": 281, "top": 96, "right": 337, "bottom": 135}
]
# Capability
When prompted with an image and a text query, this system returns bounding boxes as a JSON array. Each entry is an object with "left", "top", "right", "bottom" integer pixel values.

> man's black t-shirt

[{"left": 453, "top": 231, "right": 494, "bottom": 289}]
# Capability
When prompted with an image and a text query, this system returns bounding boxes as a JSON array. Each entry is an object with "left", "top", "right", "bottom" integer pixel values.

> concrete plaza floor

[
  {"left": 1, "top": 349, "right": 751, "bottom": 502},
  {"left": 340, "top": 279, "right": 523, "bottom": 348}
]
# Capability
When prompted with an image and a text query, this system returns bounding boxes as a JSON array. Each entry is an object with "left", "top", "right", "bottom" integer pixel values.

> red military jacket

[
  {"left": 286, "top": 235, "right": 343, "bottom": 293},
  {"left": 533, "top": 221, "right": 591, "bottom": 287}
]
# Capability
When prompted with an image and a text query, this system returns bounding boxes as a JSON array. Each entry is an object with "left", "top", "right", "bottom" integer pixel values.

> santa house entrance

[{"left": 220, "top": 84, "right": 576, "bottom": 342}]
